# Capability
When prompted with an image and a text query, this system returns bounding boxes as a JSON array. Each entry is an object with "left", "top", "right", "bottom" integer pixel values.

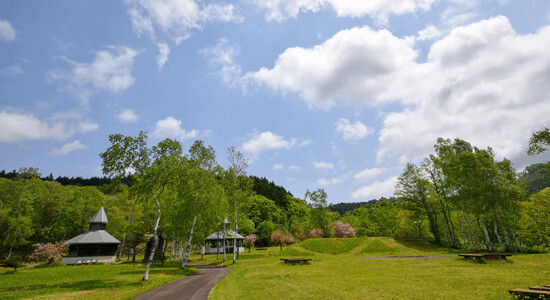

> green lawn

[
  {"left": 0, "top": 261, "right": 194, "bottom": 299},
  {"left": 199, "top": 237, "right": 550, "bottom": 300}
]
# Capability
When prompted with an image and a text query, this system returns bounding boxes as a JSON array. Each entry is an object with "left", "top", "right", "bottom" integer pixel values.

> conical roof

[
  {"left": 204, "top": 230, "right": 245, "bottom": 240},
  {"left": 89, "top": 207, "right": 108, "bottom": 224},
  {"left": 65, "top": 230, "right": 121, "bottom": 244}
]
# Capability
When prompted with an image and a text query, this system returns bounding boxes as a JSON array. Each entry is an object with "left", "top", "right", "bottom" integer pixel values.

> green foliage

[
  {"left": 249, "top": 176, "right": 293, "bottom": 209},
  {"left": 519, "top": 163, "right": 550, "bottom": 195},
  {"left": 527, "top": 127, "right": 550, "bottom": 155},
  {"left": 518, "top": 188, "right": 550, "bottom": 247}
]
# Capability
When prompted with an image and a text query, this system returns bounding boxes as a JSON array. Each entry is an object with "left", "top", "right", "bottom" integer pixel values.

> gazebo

[
  {"left": 202, "top": 230, "right": 245, "bottom": 255},
  {"left": 61, "top": 207, "right": 121, "bottom": 264}
]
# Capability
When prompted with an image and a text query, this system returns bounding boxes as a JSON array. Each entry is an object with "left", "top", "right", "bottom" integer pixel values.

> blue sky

[{"left": 2, "top": 0, "right": 550, "bottom": 203}]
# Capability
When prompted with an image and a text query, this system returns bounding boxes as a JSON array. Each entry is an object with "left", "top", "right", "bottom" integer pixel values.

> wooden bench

[
  {"left": 280, "top": 258, "right": 311, "bottom": 265},
  {"left": 458, "top": 253, "right": 511, "bottom": 261},
  {"left": 509, "top": 286, "right": 550, "bottom": 299},
  {"left": 255, "top": 248, "right": 267, "bottom": 251}
]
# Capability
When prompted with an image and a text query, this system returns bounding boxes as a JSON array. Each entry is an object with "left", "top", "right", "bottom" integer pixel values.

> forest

[{"left": 1, "top": 130, "right": 550, "bottom": 274}]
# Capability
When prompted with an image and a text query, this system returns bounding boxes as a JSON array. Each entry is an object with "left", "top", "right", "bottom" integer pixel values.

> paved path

[{"left": 135, "top": 264, "right": 230, "bottom": 300}]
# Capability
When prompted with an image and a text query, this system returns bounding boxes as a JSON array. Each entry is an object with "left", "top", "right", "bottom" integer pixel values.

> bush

[
  {"left": 1, "top": 254, "right": 26, "bottom": 271},
  {"left": 333, "top": 221, "right": 356, "bottom": 238},
  {"left": 244, "top": 234, "right": 257, "bottom": 252},
  {"left": 309, "top": 228, "right": 323, "bottom": 238},
  {"left": 29, "top": 242, "right": 68, "bottom": 264},
  {"left": 271, "top": 231, "right": 293, "bottom": 251}
]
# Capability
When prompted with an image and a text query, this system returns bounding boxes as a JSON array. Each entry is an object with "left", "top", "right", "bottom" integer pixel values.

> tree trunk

[
  {"left": 490, "top": 209, "right": 505, "bottom": 252},
  {"left": 181, "top": 216, "right": 197, "bottom": 270},
  {"left": 162, "top": 236, "right": 168, "bottom": 265},
  {"left": 510, "top": 228, "right": 522, "bottom": 253},
  {"left": 478, "top": 215, "right": 493, "bottom": 251},
  {"left": 170, "top": 236, "right": 174, "bottom": 262},
  {"left": 457, "top": 210, "right": 467, "bottom": 249},
  {"left": 143, "top": 190, "right": 162, "bottom": 282},
  {"left": 461, "top": 203, "right": 474, "bottom": 250},
  {"left": 118, "top": 234, "right": 127, "bottom": 261},
  {"left": 495, "top": 211, "right": 514, "bottom": 252},
  {"left": 233, "top": 186, "right": 238, "bottom": 263}
]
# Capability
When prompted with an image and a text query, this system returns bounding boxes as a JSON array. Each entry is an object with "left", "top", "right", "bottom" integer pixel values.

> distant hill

[
  {"left": 329, "top": 197, "right": 397, "bottom": 216},
  {"left": 519, "top": 163, "right": 550, "bottom": 196}
]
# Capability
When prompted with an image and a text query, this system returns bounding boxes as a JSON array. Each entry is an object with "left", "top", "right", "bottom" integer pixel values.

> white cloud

[
  {"left": 252, "top": 0, "right": 435, "bottom": 23},
  {"left": 118, "top": 109, "right": 139, "bottom": 123},
  {"left": 317, "top": 176, "right": 345, "bottom": 186},
  {"left": 156, "top": 42, "right": 171, "bottom": 69},
  {"left": 152, "top": 116, "right": 198, "bottom": 141},
  {"left": 335, "top": 118, "right": 373, "bottom": 142},
  {"left": 51, "top": 140, "right": 86, "bottom": 157},
  {"left": 417, "top": 25, "right": 442, "bottom": 41},
  {"left": 49, "top": 46, "right": 139, "bottom": 105},
  {"left": 299, "top": 139, "right": 312, "bottom": 147},
  {"left": 353, "top": 167, "right": 386, "bottom": 181},
  {"left": 248, "top": 26, "right": 417, "bottom": 109},
  {"left": 313, "top": 161, "right": 334, "bottom": 170},
  {"left": 289, "top": 165, "right": 301, "bottom": 171},
  {"left": 126, "top": 0, "right": 240, "bottom": 67},
  {"left": 241, "top": 131, "right": 295, "bottom": 158},
  {"left": 1, "top": 65, "right": 23, "bottom": 77},
  {"left": 202, "top": 38, "right": 244, "bottom": 88},
  {"left": 245, "top": 16, "right": 550, "bottom": 164},
  {"left": 273, "top": 163, "right": 284, "bottom": 170},
  {"left": 0, "top": 111, "right": 98, "bottom": 143},
  {"left": 352, "top": 176, "right": 398, "bottom": 199},
  {"left": 0, "top": 20, "right": 16, "bottom": 42}
]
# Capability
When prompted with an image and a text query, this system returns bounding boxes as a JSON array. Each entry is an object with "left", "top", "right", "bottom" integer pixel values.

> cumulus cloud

[
  {"left": 152, "top": 116, "right": 198, "bottom": 141},
  {"left": 352, "top": 176, "right": 398, "bottom": 199},
  {"left": 353, "top": 167, "right": 386, "bottom": 181},
  {"left": 0, "top": 111, "right": 98, "bottom": 143},
  {"left": 48, "top": 46, "right": 139, "bottom": 105},
  {"left": 243, "top": 16, "right": 550, "bottom": 164},
  {"left": 335, "top": 118, "right": 373, "bottom": 142},
  {"left": 251, "top": 0, "right": 435, "bottom": 23},
  {"left": 313, "top": 161, "right": 334, "bottom": 170},
  {"left": 118, "top": 109, "right": 139, "bottom": 123},
  {"left": 0, "top": 20, "right": 16, "bottom": 42},
  {"left": 417, "top": 25, "right": 442, "bottom": 41},
  {"left": 51, "top": 140, "right": 86, "bottom": 157},
  {"left": 248, "top": 26, "right": 417, "bottom": 109},
  {"left": 126, "top": 0, "right": 240, "bottom": 67},
  {"left": 241, "top": 131, "right": 295, "bottom": 159}
]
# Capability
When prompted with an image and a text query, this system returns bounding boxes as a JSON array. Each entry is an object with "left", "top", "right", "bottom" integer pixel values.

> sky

[{"left": 1, "top": 0, "right": 550, "bottom": 204}]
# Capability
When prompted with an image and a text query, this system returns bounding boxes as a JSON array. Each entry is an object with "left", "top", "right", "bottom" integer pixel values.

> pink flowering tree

[
  {"left": 333, "top": 221, "right": 356, "bottom": 238},
  {"left": 271, "top": 231, "right": 293, "bottom": 251},
  {"left": 29, "top": 242, "right": 68, "bottom": 264},
  {"left": 244, "top": 234, "right": 257, "bottom": 252},
  {"left": 309, "top": 228, "right": 324, "bottom": 238}
]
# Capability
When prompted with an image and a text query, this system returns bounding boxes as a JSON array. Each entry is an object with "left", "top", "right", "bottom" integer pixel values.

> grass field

[
  {"left": 200, "top": 237, "right": 550, "bottom": 300},
  {"left": 0, "top": 261, "right": 194, "bottom": 299}
]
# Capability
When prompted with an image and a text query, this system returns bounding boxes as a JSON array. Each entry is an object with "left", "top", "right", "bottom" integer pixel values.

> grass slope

[
  {"left": 200, "top": 237, "right": 550, "bottom": 300},
  {"left": 0, "top": 262, "right": 194, "bottom": 299}
]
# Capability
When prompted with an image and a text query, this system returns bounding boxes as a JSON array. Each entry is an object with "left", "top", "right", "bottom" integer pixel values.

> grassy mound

[{"left": 298, "top": 238, "right": 364, "bottom": 254}]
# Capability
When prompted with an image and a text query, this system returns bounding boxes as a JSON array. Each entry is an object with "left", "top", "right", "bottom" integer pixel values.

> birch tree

[{"left": 100, "top": 131, "right": 183, "bottom": 281}]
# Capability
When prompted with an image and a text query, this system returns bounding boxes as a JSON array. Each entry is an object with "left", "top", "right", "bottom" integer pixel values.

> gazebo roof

[
  {"left": 204, "top": 230, "right": 245, "bottom": 240},
  {"left": 65, "top": 230, "right": 121, "bottom": 244},
  {"left": 89, "top": 207, "right": 108, "bottom": 224}
]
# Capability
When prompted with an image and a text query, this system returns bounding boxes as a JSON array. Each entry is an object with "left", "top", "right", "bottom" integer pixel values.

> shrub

[
  {"left": 309, "top": 228, "right": 323, "bottom": 238},
  {"left": 271, "top": 231, "right": 293, "bottom": 251},
  {"left": 29, "top": 242, "right": 68, "bottom": 264},
  {"left": 244, "top": 234, "right": 257, "bottom": 252},
  {"left": 1, "top": 254, "right": 26, "bottom": 271},
  {"left": 333, "top": 221, "right": 356, "bottom": 238}
]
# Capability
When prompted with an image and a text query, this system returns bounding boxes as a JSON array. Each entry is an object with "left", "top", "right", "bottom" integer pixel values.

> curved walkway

[{"left": 135, "top": 264, "right": 230, "bottom": 300}]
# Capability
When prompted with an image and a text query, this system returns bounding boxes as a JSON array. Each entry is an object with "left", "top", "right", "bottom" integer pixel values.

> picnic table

[
  {"left": 280, "top": 258, "right": 312, "bottom": 265},
  {"left": 509, "top": 285, "right": 550, "bottom": 299},
  {"left": 458, "top": 253, "right": 511, "bottom": 261}
]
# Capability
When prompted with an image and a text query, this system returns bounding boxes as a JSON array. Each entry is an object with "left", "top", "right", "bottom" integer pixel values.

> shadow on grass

[
  {"left": 0, "top": 279, "right": 136, "bottom": 294},
  {"left": 394, "top": 239, "right": 461, "bottom": 254}
]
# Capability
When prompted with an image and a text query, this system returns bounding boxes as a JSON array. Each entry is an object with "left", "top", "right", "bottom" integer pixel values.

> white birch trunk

[
  {"left": 479, "top": 215, "right": 493, "bottom": 251},
  {"left": 181, "top": 216, "right": 197, "bottom": 270},
  {"left": 495, "top": 211, "right": 514, "bottom": 252},
  {"left": 142, "top": 190, "right": 161, "bottom": 281}
]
